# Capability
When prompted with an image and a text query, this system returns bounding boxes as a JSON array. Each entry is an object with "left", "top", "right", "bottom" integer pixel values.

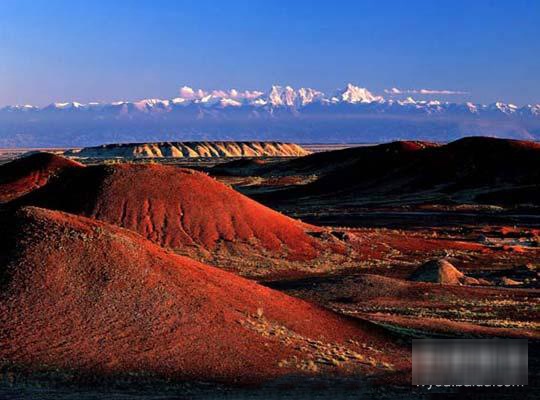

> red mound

[
  {"left": 0, "top": 152, "right": 83, "bottom": 203},
  {"left": 259, "top": 137, "right": 540, "bottom": 207},
  {"left": 13, "top": 164, "right": 322, "bottom": 260},
  {"left": 0, "top": 207, "right": 402, "bottom": 383},
  {"left": 266, "top": 140, "right": 436, "bottom": 177},
  {"left": 410, "top": 137, "right": 540, "bottom": 191}
]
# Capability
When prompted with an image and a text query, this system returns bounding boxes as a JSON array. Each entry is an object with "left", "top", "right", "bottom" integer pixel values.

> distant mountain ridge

[{"left": 1, "top": 84, "right": 539, "bottom": 146}]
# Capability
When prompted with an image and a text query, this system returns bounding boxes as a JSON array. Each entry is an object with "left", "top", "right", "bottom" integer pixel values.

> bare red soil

[
  {"left": 268, "top": 273, "right": 539, "bottom": 339},
  {"left": 363, "top": 314, "right": 538, "bottom": 339},
  {"left": 0, "top": 207, "right": 405, "bottom": 383},
  {"left": 342, "top": 228, "right": 489, "bottom": 268},
  {"left": 0, "top": 152, "right": 82, "bottom": 203},
  {"left": 12, "top": 163, "right": 323, "bottom": 260}
]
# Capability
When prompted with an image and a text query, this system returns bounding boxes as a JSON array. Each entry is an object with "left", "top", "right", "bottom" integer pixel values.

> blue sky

[{"left": 1, "top": 0, "right": 539, "bottom": 106}]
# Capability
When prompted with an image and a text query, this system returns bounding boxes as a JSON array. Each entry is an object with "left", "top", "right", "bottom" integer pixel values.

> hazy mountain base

[{"left": 1, "top": 114, "right": 538, "bottom": 147}]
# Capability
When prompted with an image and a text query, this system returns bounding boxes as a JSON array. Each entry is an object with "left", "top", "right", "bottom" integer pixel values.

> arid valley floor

[{"left": 0, "top": 138, "right": 538, "bottom": 399}]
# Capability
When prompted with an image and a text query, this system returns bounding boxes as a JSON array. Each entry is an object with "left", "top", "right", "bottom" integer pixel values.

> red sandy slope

[
  {"left": 0, "top": 152, "right": 83, "bottom": 203},
  {"left": 0, "top": 207, "right": 403, "bottom": 383},
  {"left": 13, "top": 163, "right": 322, "bottom": 259}
]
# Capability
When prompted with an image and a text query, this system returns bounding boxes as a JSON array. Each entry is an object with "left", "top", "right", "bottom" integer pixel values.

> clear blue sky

[{"left": 1, "top": 0, "right": 539, "bottom": 106}]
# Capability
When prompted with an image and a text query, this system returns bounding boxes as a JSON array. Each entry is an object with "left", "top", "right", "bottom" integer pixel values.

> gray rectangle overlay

[{"left": 413, "top": 339, "right": 527, "bottom": 386}]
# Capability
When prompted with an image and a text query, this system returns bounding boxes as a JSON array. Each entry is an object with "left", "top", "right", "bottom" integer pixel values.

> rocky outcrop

[
  {"left": 410, "top": 259, "right": 468, "bottom": 285},
  {"left": 65, "top": 141, "right": 310, "bottom": 159}
]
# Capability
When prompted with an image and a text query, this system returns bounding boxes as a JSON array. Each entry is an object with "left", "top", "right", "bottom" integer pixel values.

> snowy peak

[
  {"left": 49, "top": 101, "right": 84, "bottom": 110},
  {"left": 172, "top": 85, "right": 325, "bottom": 108},
  {"left": 489, "top": 102, "right": 519, "bottom": 115},
  {"left": 1, "top": 104, "right": 37, "bottom": 112},
  {"left": 219, "top": 98, "right": 242, "bottom": 107},
  {"left": 267, "top": 85, "right": 325, "bottom": 107},
  {"left": 298, "top": 87, "right": 324, "bottom": 105},
  {"left": 268, "top": 85, "right": 296, "bottom": 106},
  {"left": 334, "top": 83, "right": 383, "bottom": 104},
  {"left": 133, "top": 99, "right": 170, "bottom": 111},
  {"left": 176, "top": 86, "right": 265, "bottom": 107},
  {"left": 398, "top": 97, "right": 417, "bottom": 105},
  {"left": 522, "top": 104, "right": 540, "bottom": 116},
  {"left": 465, "top": 102, "right": 478, "bottom": 113}
]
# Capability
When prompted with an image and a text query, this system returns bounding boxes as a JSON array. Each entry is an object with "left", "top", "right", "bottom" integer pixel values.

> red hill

[
  {"left": 0, "top": 152, "right": 83, "bottom": 203},
  {"left": 258, "top": 137, "right": 540, "bottom": 207},
  {"left": 13, "top": 163, "right": 322, "bottom": 261},
  {"left": 0, "top": 207, "right": 402, "bottom": 383},
  {"left": 279, "top": 140, "right": 435, "bottom": 176},
  {"left": 227, "top": 140, "right": 436, "bottom": 178}
]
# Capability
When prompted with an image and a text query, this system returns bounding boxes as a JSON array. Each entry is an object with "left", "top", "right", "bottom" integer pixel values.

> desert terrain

[{"left": 0, "top": 138, "right": 538, "bottom": 399}]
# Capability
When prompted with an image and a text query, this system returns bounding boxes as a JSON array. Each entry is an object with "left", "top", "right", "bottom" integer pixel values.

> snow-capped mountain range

[
  {"left": 3, "top": 83, "right": 538, "bottom": 115},
  {"left": 1, "top": 84, "right": 539, "bottom": 146}
]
